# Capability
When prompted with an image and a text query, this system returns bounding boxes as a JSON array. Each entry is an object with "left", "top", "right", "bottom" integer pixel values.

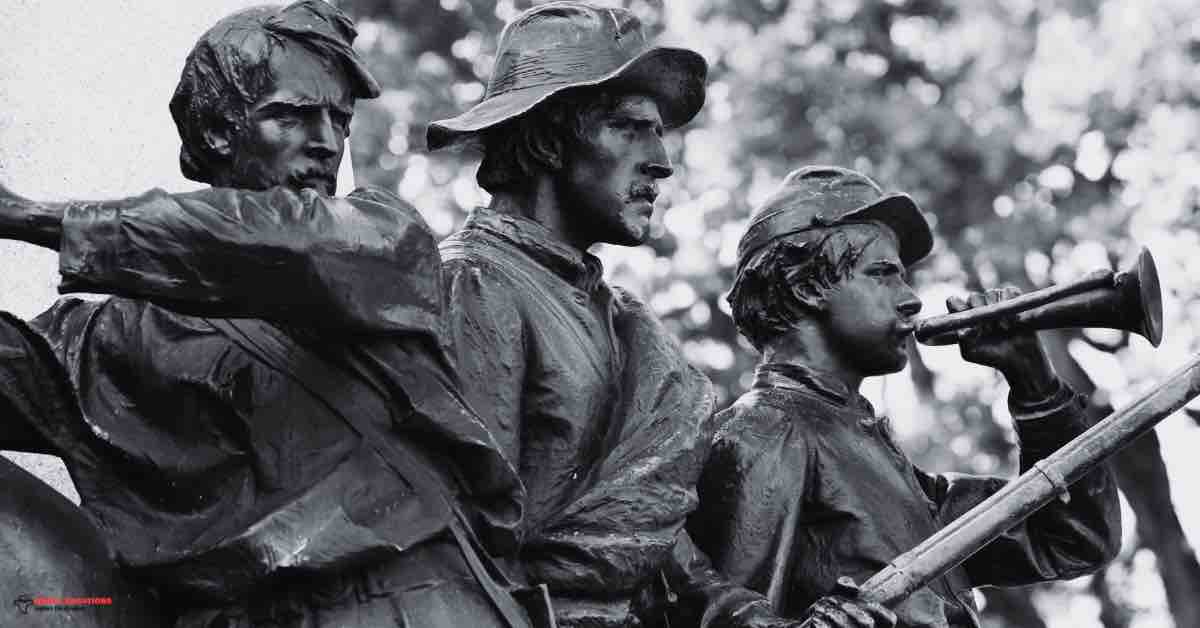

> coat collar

[
  {"left": 753, "top": 362, "right": 876, "bottom": 416},
  {"left": 463, "top": 207, "right": 606, "bottom": 292}
]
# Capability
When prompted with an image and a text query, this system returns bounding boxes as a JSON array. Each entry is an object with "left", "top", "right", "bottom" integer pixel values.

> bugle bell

[{"left": 914, "top": 247, "right": 1163, "bottom": 347}]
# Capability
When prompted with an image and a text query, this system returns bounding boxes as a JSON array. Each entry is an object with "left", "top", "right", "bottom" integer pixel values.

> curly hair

[
  {"left": 727, "top": 229, "right": 871, "bottom": 351},
  {"left": 168, "top": 0, "right": 378, "bottom": 184},
  {"left": 474, "top": 85, "right": 625, "bottom": 195}
]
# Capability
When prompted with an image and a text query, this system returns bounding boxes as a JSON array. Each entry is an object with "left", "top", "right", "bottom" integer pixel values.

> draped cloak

[{"left": 0, "top": 187, "right": 523, "bottom": 615}]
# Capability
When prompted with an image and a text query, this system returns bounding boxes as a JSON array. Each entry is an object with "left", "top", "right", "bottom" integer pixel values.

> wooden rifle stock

[{"left": 798, "top": 351, "right": 1200, "bottom": 624}]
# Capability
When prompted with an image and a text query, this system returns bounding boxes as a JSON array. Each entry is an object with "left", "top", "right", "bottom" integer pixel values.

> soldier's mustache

[
  {"left": 288, "top": 170, "right": 336, "bottom": 191},
  {"left": 628, "top": 183, "right": 658, "bottom": 203}
]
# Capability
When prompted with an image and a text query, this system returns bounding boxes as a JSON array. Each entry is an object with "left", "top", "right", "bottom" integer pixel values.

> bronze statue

[
  {"left": 687, "top": 166, "right": 1122, "bottom": 627},
  {"left": 428, "top": 3, "right": 790, "bottom": 626},
  {"left": 0, "top": 2, "right": 531, "bottom": 626}
]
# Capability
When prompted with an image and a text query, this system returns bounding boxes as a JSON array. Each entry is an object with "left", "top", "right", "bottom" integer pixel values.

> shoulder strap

[{"left": 205, "top": 318, "right": 534, "bottom": 628}]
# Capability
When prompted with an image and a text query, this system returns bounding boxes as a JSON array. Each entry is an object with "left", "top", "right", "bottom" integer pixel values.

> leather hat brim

[
  {"left": 426, "top": 46, "right": 707, "bottom": 150},
  {"left": 842, "top": 193, "right": 933, "bottom": 266}
]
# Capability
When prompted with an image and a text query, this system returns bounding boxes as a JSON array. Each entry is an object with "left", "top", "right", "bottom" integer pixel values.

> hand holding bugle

[{"left": 914, "top": 247, "right": 1162, "bottom": 347}]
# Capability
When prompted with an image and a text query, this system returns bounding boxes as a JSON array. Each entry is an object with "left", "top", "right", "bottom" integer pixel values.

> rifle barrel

[{"left": 857, "top": 351, "right": 1200, "bottom": 606}]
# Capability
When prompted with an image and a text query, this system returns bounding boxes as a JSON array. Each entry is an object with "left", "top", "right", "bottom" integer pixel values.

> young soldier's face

[
  {"left": 561, "top": 94, "right": 672, "bottom": 246},
  {"left": 227, "top": 44, "right": 355, "bottom": 195},
  {"left": 821, "top": 224, "right": 922, "bottom": 376}
]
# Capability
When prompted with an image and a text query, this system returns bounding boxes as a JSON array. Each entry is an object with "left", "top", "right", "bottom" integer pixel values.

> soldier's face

[
  {"left": 820, "top": 225, "right": 923, "bottom": 377},
  {"left": 228, "top": 44, "right": 354, "bottom": 195},
  {"left": 560, "top": 94, "right": 673, "bottom": 247}
]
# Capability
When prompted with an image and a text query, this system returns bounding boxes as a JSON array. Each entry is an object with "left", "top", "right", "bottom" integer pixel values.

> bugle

[{"left": 914, "top": 247, "right": 1163, "bottom": 347}]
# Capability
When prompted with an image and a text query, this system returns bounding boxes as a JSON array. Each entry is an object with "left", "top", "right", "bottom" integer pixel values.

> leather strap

[{"left": 206, "top": 318, "right": 531, "bottom": 628}]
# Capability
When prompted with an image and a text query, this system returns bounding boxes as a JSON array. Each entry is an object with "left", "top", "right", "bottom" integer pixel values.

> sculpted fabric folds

[
  {"left": 523, "top": 289, "right": 715, "bottom": 593},
  {"left": 57, "top": 187, "right": 442, "bottom": 336},
  {"left": 690, "top": 365, "right": 1121, "bottom": 628},
  {"left": 0, "top": 186, "right": 523, "bottom": 609},
  {"left": 441, "top": 209, "right": 717, "bottom": 625}
]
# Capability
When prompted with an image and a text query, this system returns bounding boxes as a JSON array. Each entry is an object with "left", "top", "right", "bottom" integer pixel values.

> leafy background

[
  {"left": 1, "top": 1, "right": 1198, "bottom": 626},
  {"left": 338, "top": 1, "right": 1200, "bottom": 626}
]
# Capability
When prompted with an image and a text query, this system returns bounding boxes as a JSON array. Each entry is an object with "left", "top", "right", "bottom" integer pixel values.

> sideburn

[{"left": 224, "top": 119, "right": 280, "bottom": 191}]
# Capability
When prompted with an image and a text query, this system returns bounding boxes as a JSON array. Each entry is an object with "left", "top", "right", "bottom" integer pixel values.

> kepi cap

[{"left": 735, "top": 165, "right": 933, "bottom": 270}]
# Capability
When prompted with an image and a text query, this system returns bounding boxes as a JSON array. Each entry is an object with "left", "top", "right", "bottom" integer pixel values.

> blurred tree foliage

[{"left": 338, "top": 0, "right": 1200, "bottom": 625}]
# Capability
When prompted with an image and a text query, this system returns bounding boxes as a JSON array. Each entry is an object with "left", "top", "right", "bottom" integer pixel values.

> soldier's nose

[
  {"left": 306, "top": 110, "right": 340, "bottom": 159},
  {"left": 640, "top": 162, "right": 673, "bottom": 179},
  {"left": 898, "top": 296, "right": 922, "bottom": 318}
]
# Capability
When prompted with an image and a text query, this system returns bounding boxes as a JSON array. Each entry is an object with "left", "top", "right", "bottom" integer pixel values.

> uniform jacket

[
  {"left": 688, "top": 363, "right": 1121, "bottom": 628},
  {"left": 441, "top": 208, "right": 721, "bottom": 627}
]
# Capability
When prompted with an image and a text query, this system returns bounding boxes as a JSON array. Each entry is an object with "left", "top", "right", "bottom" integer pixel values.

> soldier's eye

[
  {"left": 868, "top": 263, "right": 903, "bottom": 279},
  {"left": 332, "top": 112, "right": 352, "bottom": 133},
  {"left": 259, "top": 104, "right": 301, "bottom": 125}
]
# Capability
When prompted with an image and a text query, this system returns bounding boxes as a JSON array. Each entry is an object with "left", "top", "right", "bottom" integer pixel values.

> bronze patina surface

[
  {"left": 428, "top": 4, "right": 828, "bottom": 627},
  {"left": 686, "top": 166, "right": 1121, "bottom": 628},
  {"left": 0, "top": 3, "right": 526, "bottom": 626}
]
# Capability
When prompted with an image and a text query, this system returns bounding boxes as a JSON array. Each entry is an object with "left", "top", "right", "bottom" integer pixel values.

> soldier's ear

[
  {"left": 527, "top": 124, "right": 565, "bottom": 172},
  {"left": 203, "top": 130, "right": 233, "bottom": 160},
  {"left": 791, "top": 287, "right": 828, "bottom": 313},
  {"left": 202, "top": 118, "right": 237, "bottom": 161}
]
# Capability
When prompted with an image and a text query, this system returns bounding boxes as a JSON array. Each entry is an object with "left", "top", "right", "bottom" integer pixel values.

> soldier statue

[
  {"left": 687, "top": 166, "right": 1121, "bottom": 627},
  {"left": 0, "top": 2, "right": 531, "bottom": 626}
]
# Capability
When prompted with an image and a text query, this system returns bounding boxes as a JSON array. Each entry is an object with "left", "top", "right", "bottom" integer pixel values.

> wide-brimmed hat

[
  {"left": 736, "top": 165, "right": 934, "bottom": 270},
  {"left": 426, "top": 1, "right": 707, "bottom": 150}
]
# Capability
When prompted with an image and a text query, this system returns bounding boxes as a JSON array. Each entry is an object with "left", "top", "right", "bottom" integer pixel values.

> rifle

[{"left": 800, "top": 351, "right": 1200, "bottom": 623}]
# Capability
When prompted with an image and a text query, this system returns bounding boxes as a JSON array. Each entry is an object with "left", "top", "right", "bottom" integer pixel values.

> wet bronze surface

[{"left": 0, "top": 2, "right": 525, "bottom": 626}]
